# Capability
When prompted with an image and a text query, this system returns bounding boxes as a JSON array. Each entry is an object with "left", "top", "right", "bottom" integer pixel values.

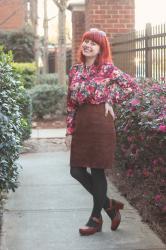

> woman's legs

[
  {"left": 70, "top": 167, "right": 123, "bottom": 233},
  {"left": 90, "top": 168, "right": 107, "bottom": 218},
  {"left": 70, "top": 167, "right": 110, "bottom": 216},
  {"left": 70, "top": 167, "right": 93, "bottom": 194}
]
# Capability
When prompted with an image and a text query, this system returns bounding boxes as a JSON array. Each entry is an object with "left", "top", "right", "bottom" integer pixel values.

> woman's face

[{"left": 81, "top": 39, "right": 100, "bottom": 59}]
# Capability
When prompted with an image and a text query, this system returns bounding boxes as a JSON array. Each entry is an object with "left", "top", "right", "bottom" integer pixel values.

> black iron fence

[{"left": 111, "top": 23, "right": 166, "bottom": 80}]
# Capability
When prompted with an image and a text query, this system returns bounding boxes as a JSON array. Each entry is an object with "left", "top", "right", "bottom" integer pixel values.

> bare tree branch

[
  {"left": 52, "top": 0, "right": 61, "bottom": 10},
  {"left": 52, "top": 0, "right": 68, "bottom": 11}
]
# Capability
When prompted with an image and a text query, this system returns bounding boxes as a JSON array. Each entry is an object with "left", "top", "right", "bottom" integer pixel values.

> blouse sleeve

[
  {"left": 105, "top": 64, "right": 139, "bottom": 105},
  {"left": 66, "top": 66, "right": 78, "bottom": 136}
]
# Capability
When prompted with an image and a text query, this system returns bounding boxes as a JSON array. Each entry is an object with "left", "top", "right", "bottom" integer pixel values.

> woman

[{"left": 65, "top": 28, "right": 138, "bottom": 236}]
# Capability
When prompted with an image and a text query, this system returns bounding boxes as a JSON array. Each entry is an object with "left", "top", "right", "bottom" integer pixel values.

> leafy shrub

[
  {"left": 12, "top": 62, "right": 36, "bottom": 89},
  {"left": 114, "top": 78, "right": 166, "bottom": 214},
  {"left": 18, "top": 88, "right": 32, "bottom": 141},
  {"left": 37, "top": 73, "right": 58, "bottom": 85},
  {"left": 0, "top": 49, "right": 22, "bottom": 193},
  {"left": 29, "top": 84, "right": 66, "bottom": 119},
  {"left": 0, "top": 28, "right": 35, "bottom": 62}
]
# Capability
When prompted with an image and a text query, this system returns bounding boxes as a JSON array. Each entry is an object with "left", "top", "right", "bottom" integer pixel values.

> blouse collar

[{"left": 80, "top": 63, "right": 97, "bottom": 79}]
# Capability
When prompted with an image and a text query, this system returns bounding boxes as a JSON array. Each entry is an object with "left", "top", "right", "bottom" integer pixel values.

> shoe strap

[
  {"left": 86, "top": 216, "right": 102, "bottom": 227},
  {"left": 91, "top": 217, "right": 102, "bottom": 224},
  {"left": 106, "top": 199, "right": 116, "bottom": 211}
]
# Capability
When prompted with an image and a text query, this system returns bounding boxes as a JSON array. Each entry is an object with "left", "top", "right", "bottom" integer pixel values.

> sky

[
  {"left": 135, "top": 0, "right": 166, "bottom": 29},
  {"left": 38, "top": 0, "right": 166, "bottom": 42}
]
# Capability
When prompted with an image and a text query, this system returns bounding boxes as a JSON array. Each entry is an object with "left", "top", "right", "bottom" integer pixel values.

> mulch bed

[{"left": 108, "top": 167, "right": 166, "bottom": 244}]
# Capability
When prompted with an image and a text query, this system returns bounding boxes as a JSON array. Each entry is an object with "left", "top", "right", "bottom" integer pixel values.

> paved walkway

[
  {"left": 0, "top": 129, "right": 166, "bottom": 250},
  {"left": 31, "top": 128, "right": 66, "bottom": 139}
]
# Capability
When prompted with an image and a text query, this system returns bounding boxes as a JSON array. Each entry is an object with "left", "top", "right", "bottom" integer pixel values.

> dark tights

[{"left": 70, "top": 167, "right": 110, "bottom": 219}]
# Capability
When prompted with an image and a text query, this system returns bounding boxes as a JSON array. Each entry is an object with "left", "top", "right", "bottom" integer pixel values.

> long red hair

[{"left": 77, "top": 30, "right": 112, "bottom": 65}]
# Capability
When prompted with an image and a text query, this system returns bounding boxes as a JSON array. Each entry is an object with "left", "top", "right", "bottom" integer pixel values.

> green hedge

[
  {"left": 0, "top": 49, "right": 22, "bottom": 193},
  {"left": 29, "top": 83, "right": 66, "bottom": 119},
  {"left": 37, "top": 73, "right": 58, "bottom": 85},
  {"left": 12, "top": 62, "right": 36, "bottom": 89},
  {"left": 0, "top": 48, "right": 32, "bottom": 195},
  {"left": 0, "top": 29, "right": 35, "bottom": 62},
  {"left": 18, "top": 88, "right": 32, "bottom": 141}
]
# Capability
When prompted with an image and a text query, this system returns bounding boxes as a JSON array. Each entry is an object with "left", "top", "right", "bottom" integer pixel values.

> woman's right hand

[
  {"left": 65, "top": 135, "right": 72, "bottom": 150},
  {"left": 105, "top": 102, "right": 116, "bottom": 120}
]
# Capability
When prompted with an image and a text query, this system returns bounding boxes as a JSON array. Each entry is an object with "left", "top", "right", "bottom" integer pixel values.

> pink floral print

[{"left": 66, "top": 63, "right": 138, "bottom": 135}]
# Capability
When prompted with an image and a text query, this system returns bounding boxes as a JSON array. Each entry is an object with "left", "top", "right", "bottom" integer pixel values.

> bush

[
  {"left": 12, "top": 62, "right": 37, "bottom": 89},
  {"left": 114, "top": 78, "right": 166, "bottom": 213},
  {"left": 0, "top": 48, "right": 32, "bottom": 195},
  {"left": 0, "top": 49, "right": 22, "bottom": 193},
  {"left": 18, "top": 88, "right": 32, "bottom": 141},
  {"left": 0, "top": 28, "right": 35, "bottom": 62},
  {"left": 37, "top": 73, "right": 58, "bottom": 85},
  {"left": 29, "top": 83, "right": 66, "bottom": 119}
]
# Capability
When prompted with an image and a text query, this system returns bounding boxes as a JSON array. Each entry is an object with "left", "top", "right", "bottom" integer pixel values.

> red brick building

[
  {"left": 0, "top": 0, "right": 27, "bottom": 31},
  {"left": 68, "top": 0, "right": 135, "bottom": 64}
]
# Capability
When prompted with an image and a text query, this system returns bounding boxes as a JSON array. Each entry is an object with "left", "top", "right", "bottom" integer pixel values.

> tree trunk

[
  {"left": 43, "top": 0, "right": 48, "bottom": 74},
  {"left": 52, "top": 0, "right": 67, "bottom": 84},
  {"left": 30, "top": 0, "right": 40, "bottom": 74},
  {"left": 58, "top": 7, "right": 66, "bottom": 84}
]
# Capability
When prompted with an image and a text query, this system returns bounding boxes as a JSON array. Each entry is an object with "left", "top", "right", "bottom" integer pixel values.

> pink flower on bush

[
  {"left": 138, "top": 135, "right": 145, "bottom": 141},
  {"left": 154, "top": 194, "right": 162, "bottom": 202},
  {"left": 143, "top": 169, "right": 150, "bottom": 177},
  {"left": 161, "top": 179, "right": 166, "bottom": 185},
  {"left": 121, "top": 144, "right": 127, "bottom": 153},
  {"left": 127, "top": 136, "right": 134, "bottom": 142},
  {"left": 127, "top": 169, "right": 133, "bottom": 177},
  {"left": 130, "top": 98, "right": 140, "bottom": 106},
  {"left": 158, "top": 113, "right": 165, "bottom": 119},
  {"left": 152, "top": 84, "right": 162, "bottom": 91},
  {"left": 160, "top": 76, "right": 166, "bottom": 82},
  {"left": 158, "top": 125, "right": 166, "bottom": 132},
  {"left": 131, "top": 144, "right": 137, "bottom": 154},
  {"left": 158, "top": 157, "right": 164, "bottom": 164},
  {"left": 152, "top": 159, "right": 158, "bottom": 167}
]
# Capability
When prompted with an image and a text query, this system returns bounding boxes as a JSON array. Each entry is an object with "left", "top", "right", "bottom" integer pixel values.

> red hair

[{"left": 77, "top": 30, "right": 112, "bottom": 65}]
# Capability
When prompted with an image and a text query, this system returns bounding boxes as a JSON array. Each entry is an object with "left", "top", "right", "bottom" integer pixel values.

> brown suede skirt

[{"left": 70, "top": 103, "right": 116, "bottom": 169}]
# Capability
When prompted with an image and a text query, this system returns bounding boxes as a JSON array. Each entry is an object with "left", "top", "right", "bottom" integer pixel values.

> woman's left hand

[{"left": 105, "top": 102, "right": 116, "bottom": 120}]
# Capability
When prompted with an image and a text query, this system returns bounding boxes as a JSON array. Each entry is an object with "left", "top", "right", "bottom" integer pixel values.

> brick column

[
  {"left": 85, "top": 0, "right": 135, "bottom": 40},
  {"left": 68, "top": 1, "right": 85, "bottom": 64}
]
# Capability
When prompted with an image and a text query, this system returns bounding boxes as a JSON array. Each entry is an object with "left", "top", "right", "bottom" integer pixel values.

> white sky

[
  {"left": 135, "top": 0, "right": 166, "bottom": 29},
  {"left": 38, "top": 0, "right": 166, "bottom": 41}
]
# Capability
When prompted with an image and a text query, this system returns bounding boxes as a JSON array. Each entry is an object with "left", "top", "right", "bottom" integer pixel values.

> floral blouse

[{"left": 66, "top": 63, "right": 138, "bottom": 135}]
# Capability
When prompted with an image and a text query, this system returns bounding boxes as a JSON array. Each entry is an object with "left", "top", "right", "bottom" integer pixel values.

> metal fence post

[{"left": 145, "top": 23, "right": 152, "bottom": 78}]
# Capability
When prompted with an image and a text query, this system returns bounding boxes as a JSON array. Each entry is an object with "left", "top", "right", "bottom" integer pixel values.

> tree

[
  {"left": 30, "top": 0, "right": 40, "bottom": 73},
  {"left": 52, "top": 0, "right": 68, "bottom": 85},
  {"left": 43, "top": 0, "right": 48, "bottom": 73}
]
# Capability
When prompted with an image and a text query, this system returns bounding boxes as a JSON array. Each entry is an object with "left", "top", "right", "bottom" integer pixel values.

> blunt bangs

[{"left": 82, "top": 31, "right": 105, "bottom": 47}]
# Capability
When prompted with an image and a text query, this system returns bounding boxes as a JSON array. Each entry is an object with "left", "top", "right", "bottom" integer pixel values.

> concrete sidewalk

[
  {"left": 0, "top": 132, "right": 166, "bottom": 249},
  {"left": 31, "top": 128, "right": 66, "bottom": 139}
]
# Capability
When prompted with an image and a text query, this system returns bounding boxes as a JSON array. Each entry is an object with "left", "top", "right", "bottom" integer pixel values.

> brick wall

[
  {"left": 69, "top": 0, "right": 135, "bottom": 64},
  {"left": 85, "top": 0, "right": 135, "bottom": 40},
  {"left": 0, "top": 0, "right": 26, "bottom": 30}
]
